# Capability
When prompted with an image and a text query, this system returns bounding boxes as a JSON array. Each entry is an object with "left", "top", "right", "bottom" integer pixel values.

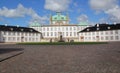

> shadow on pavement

[{"left": 0, "top": 48, "right": 24, "bottom": 54}]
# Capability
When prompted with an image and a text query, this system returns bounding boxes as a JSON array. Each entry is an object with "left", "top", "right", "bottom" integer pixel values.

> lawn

[{"left": 17, "top": 42, "right": 108, "bottom": 45}]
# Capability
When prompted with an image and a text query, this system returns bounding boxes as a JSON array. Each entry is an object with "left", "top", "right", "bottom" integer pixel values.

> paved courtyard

[{"left": 0, "top": 42, "right": 120, "bottom": 73}]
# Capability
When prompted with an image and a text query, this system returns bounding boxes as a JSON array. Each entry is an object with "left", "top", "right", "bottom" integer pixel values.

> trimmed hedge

[{"left": 17, "top": 42, "right": 108, "bottom": 45}]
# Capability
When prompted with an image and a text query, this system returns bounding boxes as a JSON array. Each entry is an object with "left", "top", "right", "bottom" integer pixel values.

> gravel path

[{"left": 0, "top": 42, "right": 120, "bottom": 73}]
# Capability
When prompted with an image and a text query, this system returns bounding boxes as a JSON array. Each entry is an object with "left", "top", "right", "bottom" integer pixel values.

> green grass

[{"left": 17, "top": 42, "right": 108, "bottom": 45}]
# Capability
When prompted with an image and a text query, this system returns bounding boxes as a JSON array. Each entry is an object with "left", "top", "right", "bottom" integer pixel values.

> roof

[
  {"left": 51, "top": 12, "right": 68, "bottom": 21},
  {"left": 78, "top": 22, "right": 88, "bottom": 26},
  {"left": 32, "top": 24, "right": 89, "bottom": 27},
  {"left": 0, "top": 25, "right": 40, "bottom": 33},
  {"left": 29, "top": 21, "right": 41, "bottom": 27},
  {"left": 79, "top": 23, "right": 120, "bottom": 33},
  {"left": 41, "top": 24, "right": 79, "bottom": 27}
]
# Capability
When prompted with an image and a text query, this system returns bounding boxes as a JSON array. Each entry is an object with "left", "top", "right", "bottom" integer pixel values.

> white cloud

[
  {"left": 77, "top": 14, "right": 88, "bottom": 22},
  {"left": 0, "top": 4, "right": 48, "bottom": 24},
  {"left": 105, "top": 5, "right": 120, "bottom": 22},
  {"left": 89, "top": 0, "right": 117, "bottom": 11},
  {"left": 44, "top": 0, "right": 71, "bottom": 12},
  {"left": 29, "top": 16, "right": 49, "bottom": 25},
  {"left": 77, "top": 14, "right": 95, "bottom": 25},
  {"left": 89, "top": 0, "right": 120, "bottom": 23}
]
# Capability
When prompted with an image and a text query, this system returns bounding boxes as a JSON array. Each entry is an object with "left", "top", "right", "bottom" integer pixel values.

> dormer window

[
  {"left": 108, "top": 27, "right": 110, "bottom": 29},
  {"left": 87, "top": 29, "right": 89, "bottom": 31},
  {"left": 54, "top": 17, "right": 57, "bottom": 19},
  {"left": 114, "top": 22, "right": 116, "bottom": 25},
  {"left": 61, "top": 17, "right": 64, "bottom": 19},
  {"left": 97, "top": 28, "right": 99, "bottom": 31},
  {"left": 21, "top": 29, "right": 23, "bottom": 31},
  {"left": 30, "top": 29, "right": 33, "bottom": 32},
  {"left": 10, "top": 28, "right": 13, "bottom": 31},
  {"left": 97, "top": 24, "right": 99, "bottom": 27}
]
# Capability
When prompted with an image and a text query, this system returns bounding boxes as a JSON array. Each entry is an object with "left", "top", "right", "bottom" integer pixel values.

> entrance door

[{"left": 80, "top": 36, "right": 84, "bottom": 42}]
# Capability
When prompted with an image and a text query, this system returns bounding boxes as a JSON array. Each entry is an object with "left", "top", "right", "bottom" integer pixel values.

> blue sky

[{"left": 0, "top": 0, "right": 120, "bottom": 27}]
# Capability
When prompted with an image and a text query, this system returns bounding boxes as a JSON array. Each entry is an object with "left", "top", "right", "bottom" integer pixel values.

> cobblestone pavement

[{"left": 0, "top": 42, "right": 120, "bottom": 73}]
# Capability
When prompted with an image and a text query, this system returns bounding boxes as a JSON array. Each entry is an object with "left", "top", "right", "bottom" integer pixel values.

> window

[
  {"left": 55, "top": 32, "right": 57, "bottom": 36},
  {"left": 47, "top": 32, "right": 49, "bottom": 36},
  {"left": 54, "top": 17, "right": 57, "bottom": 19},
  {"left": 85, "top": 33, "right": 87, "bottom": 35},
  {"left": 74, "top": 27, "right": 76, "bottom": 30},
  {"left": 51, "top": 27, "right": 53, "bottom": 31},
  {"left": 61, "top": 17, "right": 64, "bottom": 19},
  {"left": 42, "top": 33, "right": 45, "bottom": 36},
  {"left": 13, "top": 32, "right": 15, "bottom": 35},
  {"left": 3, "top": 32, "right": 6, "bottom": 35},
  {"left": 66, "top": 32, "right": 68, "bottom": 36},
  {"left": 81, "top": 33, "right": 83, "bottom": 36},
  {"left": 96, "top": 32, "right": 99, "bottom": 35},
  {"left": 25, "top": 33, "right": 27, "bottom": 36},
  {"left": 101, "top": 32, "right": 103, "bottom": 35},
  {"left": 89, "top": 37, "right": 91, "bottom": 40},
  {"left": 70, "top": 32, "right": 72, "bottom": 36},
  {"left": 115, "top": 30, "right": 118, "bottom": 34},
  {"left": 25, "top": 38, "right": 27, "bottom": 42},
  {"left": 88, "top": 32, "right": 91, "bottom": 35},
  {"left": 74, "top": 32, "right": 76, "bottom": 36},
  {"left": 21, "top": 29, "right": 23, "bottom": 31},
  {"left": 17, "top": 33, "right": 20, "bottom": 36},
  {"left": 29, "top": 33, "right": 31, "bottom": 36},
  {"left": 42, "top": 28, "right": 45, "bottom": 31},
  {"left": 106, "top": 36, "right": 108, "bottom": 40},
  {"left": 87, "top": 29, "right": 89, "bottom": 31},
  {"left": 51, "top": 32, "right": 53, "bottom": 36},
  {"left": 17, "top": 37, "right": 19, "bottom": 41},
  {"left": 21, "top": 33, "right": 24, "bottom": 36},
  {"left": 70, "top": 27, "right": 72, "bottom": 30},
  {"left": 62, "top": 27, "right": 64, "bottom": 30},
  {"left": 66, "top": 27, "right": 68, "bottom": 31},
  {"left": 101, "top": 37, "right": 104, "bottom": 40},
  {"left": 97, "top": 28, "right": 99, "bottom": 31},
  {"left": 106, "top": 31, "right": 108, "bottom": 35},
  {"left": 8, "top": 32, "right": 11, "bottom": 35},
  {"left": 115, "top": 36, "right": 119, "bottom": 40},
  {"left": 36, "top": 33, "right": 38, "bottom": 36},
  {"left": 47, "top": 27, "right": 49, "bottom": 31},
  {"left": 8, "top": 37, "right": 10, "bottom": 41},
  {"left": 13, "top": 37, "right": 15, "bottom": 41},
  {"left": 85, "top": 37, "right": 87, "bottom": 40},
  {"left": 108, "top": 27, "right": 110, "bottom": 29},
  {"left": 111, "top": 31, "right": 113, "bottom": 34},
  {"left": 110, "top": 36, "right": 113, "bottom": 40},
  {"left": 93, "top": 37, "right": 95, "bottom": 40}
]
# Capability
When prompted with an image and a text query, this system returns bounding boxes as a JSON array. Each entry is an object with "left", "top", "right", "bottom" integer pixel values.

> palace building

[
  {"left": 78, "top": 23, "right": 120, "bottom": 42},
  {"left": 1, "top": 12, "right": 120, "bottom": 43},
  {"left": 0, "top": 25, "right": 41, "bottom": 43},
  {"left": 29, "top": 12, "right": 89, "bottom": 42}
]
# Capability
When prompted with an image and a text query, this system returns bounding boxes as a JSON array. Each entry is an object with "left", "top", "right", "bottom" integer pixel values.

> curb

[{"left": 0, "top": 52, "right": 23, "bottom": 62}]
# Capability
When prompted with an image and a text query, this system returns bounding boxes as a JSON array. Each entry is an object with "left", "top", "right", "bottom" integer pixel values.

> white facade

[
  {"left": 0, "top": 31, "right": 41, "bottom": 43},
  {"left": 30, "top": 12, "right": 89, "bottom": 42},
  {"left": 31, "top": 25, "right": 88, "bottom": 42},
  {"left": 0, "top": 25, "right": 41, "bottom": 43},
  {"left": 78, "top": 24, "right": 120, "bottom": 42}
]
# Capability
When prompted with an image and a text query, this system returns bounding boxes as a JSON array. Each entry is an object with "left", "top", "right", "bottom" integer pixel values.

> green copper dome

[
  {"left": 29, "top": 21, "right": 41, "bottom": 27},
  {"left": 78, "top": 22, "right": 88, "bottom": 26},
  {"left": 51, "top": 12, "right": 68, "bottom": 21}
]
